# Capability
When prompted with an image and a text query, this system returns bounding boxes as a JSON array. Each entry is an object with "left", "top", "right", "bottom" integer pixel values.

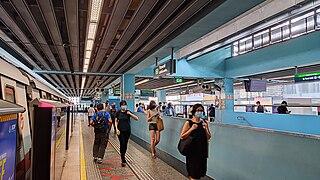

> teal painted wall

[
  {"left": 225, "top": 31, "right": 320, "bottom": 77},
  {"left": 172, "top": 46, "right": 230, "bottom": 78},
  {"left": 131, "top": 113, "right": 320, "bottom": 180}
]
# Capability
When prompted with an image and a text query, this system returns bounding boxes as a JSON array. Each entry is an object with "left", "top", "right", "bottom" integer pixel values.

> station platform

[{"left": 55, "top": 113, "right": 187, "bottom": 180}]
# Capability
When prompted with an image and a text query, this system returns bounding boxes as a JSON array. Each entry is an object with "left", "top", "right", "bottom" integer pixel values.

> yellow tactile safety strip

[
  {"left": 55, "top": 131, "right": 65, "bottom": 149},
  {"left": 0, "top": 114, "right": 18, "bottom": 122},
  {"left": 80, "top": 121, "right": 87, "bottom": 180}
]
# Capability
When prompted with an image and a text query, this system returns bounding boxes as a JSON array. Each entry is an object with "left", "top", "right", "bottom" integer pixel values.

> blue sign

[{"left": 0, "top": 117, "right": 17, "bottom": 180}]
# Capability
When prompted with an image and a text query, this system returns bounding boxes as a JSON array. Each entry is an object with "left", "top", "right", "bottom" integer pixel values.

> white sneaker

[{"left": 97, "top": 158, "right": 102, "bottom": 164}]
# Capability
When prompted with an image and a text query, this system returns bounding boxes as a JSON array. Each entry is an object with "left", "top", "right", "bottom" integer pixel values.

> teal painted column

[
  {"left": 121, "top": 74, "right": 135, "bottom": 111},
  {"left": 157, "top": 90, "right": 166, "bottom": 103},
  {"left": 224, "top": 78, "right": 234, "bottom": 110}
]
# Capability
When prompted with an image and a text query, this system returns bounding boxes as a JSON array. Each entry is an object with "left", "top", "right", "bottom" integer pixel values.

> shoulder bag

[{"left": 156, "top": 117, "right": 164, "bottom": 131}]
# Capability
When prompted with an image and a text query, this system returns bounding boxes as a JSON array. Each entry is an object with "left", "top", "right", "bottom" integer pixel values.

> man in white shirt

[{"left": 88, "top": 104, "right": 95, "bottom": 126}]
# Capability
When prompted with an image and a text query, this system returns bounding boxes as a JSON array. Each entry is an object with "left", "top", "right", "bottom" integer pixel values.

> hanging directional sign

[
  {"left": 175, "top": 77, "right": 184, "bottom": 83},
  {"left": 154, "top": 59, "right": 176, "bottom": 77},
  {"left": 294, "top": 72, "right": 320, "bottom": 83}
]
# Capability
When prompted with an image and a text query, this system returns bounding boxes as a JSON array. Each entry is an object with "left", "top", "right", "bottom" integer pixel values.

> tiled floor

[{"left": 56, "top": 113, "right": 187, "bottom": 180}]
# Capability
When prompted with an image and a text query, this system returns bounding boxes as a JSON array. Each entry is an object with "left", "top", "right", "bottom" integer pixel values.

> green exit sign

[{"left": 175, "top": 77, "right": 184, "bottom": 83}]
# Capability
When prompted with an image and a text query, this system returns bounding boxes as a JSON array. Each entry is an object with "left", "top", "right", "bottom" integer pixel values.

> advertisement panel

[
  {"left": 50, "top": 109, "right": 56, "bottom": 180},
  {"left": 0, "top": 114, "right": 17, "bottom": 180}
]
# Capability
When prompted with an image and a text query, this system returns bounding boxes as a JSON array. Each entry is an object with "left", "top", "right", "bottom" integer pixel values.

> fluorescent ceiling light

[
  {"left": 90, "top": 0, "right": 103, "bottom": 22},
  {"left": 84, "top": 58, "right": 90, "bottom": 64},
  {"left": 85, "top": 51, "right": 92, "bottom": 59},
  {"left": 135, "top": 79, "right": 150, "bottom": 86},
  {"left": 86, "top": 40, "right": 94, "bottom": 50},
  {"left": 153, "top": 81, "right": 194, "bottom": 90},
  {"left": 88, "top": 23, "right": 97, "bottom": 39}
]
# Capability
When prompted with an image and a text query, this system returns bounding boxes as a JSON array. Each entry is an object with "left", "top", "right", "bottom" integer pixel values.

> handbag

[
  {"left": 178, "top": 135, "right": 193, "bottom": 156},
  {"left": 156, "top": 117, "right": 164, "bottom": 131}
]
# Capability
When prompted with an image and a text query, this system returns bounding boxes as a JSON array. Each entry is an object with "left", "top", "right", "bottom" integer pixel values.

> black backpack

[{"left": 93, "top": 112, "right": 107, "bottom": 133}]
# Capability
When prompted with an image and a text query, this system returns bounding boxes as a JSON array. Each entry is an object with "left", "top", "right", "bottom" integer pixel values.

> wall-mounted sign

[
  {"left": 140, "top": 90, "right": 154, "bottom": 97},
  {"left": 295, "top": 72, "right": 320, "bottom": 82},
  {"left": 154, "top": 59, "right": 176, "bottom": 77},
  {"left": 174, "top": 77, "right": 184, "bottom": 83},
  {"left": 114, "top": 89, "right": 121, "bottom": 95}
]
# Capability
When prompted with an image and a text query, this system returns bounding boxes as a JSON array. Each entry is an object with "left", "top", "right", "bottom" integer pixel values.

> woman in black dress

[
  {"left": 180, "top": 104, "right": 211, "bottom": 180},
  {"left": 115, "top": 100, "right": 139, "bottom": 167}
]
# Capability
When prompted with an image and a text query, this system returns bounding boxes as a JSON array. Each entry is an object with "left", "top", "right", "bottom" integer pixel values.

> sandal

[{"left": 152, "top": 153, "right": 156, "bottom": 159}]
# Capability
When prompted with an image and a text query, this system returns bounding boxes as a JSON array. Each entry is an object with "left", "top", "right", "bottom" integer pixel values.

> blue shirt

[{"left": 91, "top": 111, "right": 111, "bottom": 127}]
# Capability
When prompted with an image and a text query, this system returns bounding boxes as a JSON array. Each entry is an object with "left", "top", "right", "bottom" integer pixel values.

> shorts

[{"left": 149, "top": 123, "right": 158, "bottom": 131}]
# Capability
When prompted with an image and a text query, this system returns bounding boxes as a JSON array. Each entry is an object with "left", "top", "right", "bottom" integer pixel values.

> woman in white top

[{"left": 88, "top": 104, "right": 95, "bottom": 126}]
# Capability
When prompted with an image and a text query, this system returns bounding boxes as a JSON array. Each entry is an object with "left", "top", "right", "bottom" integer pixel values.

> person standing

[
  {"left": 88, "top": 104, "right": 95, "bottom": 126},
  {"left": 164, "top": 103, "right": 175, "bottom": 116},
  {"left": 90, "top": 103, "right": 112, "bottom": 164},
  {"left": 56, "top": 107, "right": 61, "bottom": 127},
  {"left": 277, "top": 101, "right": 291, "bottom": 114},
  {"left": 115, "top": 100, "right": 139, "bottom": 167},
  {"left": 255, "top": 101, "right": 267, "bottom": 113},
  {"left": 137, "top": 103, "right": 144, "bottom": 112},
  {"left": 147, "top": 100, "right": 161, "bottom": 159},
  {"left": 180, "top": 104, "right": 211, "bottom": 180}
]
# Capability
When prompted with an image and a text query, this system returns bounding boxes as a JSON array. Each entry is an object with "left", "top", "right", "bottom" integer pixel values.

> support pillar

[
  {"left": 224, "top": 78, "right": 234, "bottom": 110},
  {"left": 157, "top": 90, "right": 166, "bottom": 103},
  {"left": 121, "top": 74, "right": 135, "bottom": 111}
]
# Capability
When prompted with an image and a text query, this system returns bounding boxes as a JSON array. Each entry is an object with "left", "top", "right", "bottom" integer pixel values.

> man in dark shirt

[{"left": 277, "top": 101, "right": 291, "bottom": 114}]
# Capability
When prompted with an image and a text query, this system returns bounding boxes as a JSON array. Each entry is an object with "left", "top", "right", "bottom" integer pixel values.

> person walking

[
  {"left": 180, "top": 104, "right": 211, "bottom": 180},
  {"left": 90, "top": 103, "right": 112, "bottom": 164},
  {"left": 88, "top": 104, "right": 95, "bottom": 126},
  {"left": 56, "top": 107, "right": 61, "bottom": 127},
  {"left": 146, "top": 100, "right": 161, "bottom": 159},
  {"left": 109, "top": 103, "right": 117, "bottom": 133},
  {"left": 208, "top": 104, "right": 215, "bottom": 122},
  {"left": 115, "top": 100, "right": 139, "bottom": 167}
]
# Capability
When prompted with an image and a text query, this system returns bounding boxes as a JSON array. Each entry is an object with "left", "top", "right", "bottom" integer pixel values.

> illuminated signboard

[
  {"left": 140, "top": 90, "right": 154, "bottom": 97},
  {"left": 294, "top": 72, "right": 320, "bottom": 82},
  {"left": 175, "top": 77, "right": 184, "bottom": 83},
  {"left": 154, "top": 59, "right": 176, "bottom": 77}
]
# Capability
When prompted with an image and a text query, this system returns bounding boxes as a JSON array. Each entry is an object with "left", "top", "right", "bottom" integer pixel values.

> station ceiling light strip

[
  {"left": 135, "top": 79, "right": 150, "bottom": 86},
  {"left": 80, "top": 0, "right": 104, "bottom": 96}
]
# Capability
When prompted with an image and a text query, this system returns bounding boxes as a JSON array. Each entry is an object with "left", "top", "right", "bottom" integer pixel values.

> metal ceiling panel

[
  {"left": 90, "top": 0, "right": 132, "bottom": 73},
  {"left": 104, "top": 0, "right": 185, "bottom": 72},
  {"left": 117, "top": 0, "right": 212, "bottom": 73},
  {"left": 37, "top": 0, "right": 71, "bottom": 72},
  {"left": 99, "top": 0, "right": 158, "bottom": 71}
]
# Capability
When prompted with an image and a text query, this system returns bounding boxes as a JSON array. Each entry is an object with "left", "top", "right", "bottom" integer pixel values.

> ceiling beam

[{"left": 33, "top": 70, "right": 122, "bottom": 76}]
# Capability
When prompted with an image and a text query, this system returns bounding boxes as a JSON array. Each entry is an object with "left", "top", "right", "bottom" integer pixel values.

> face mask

[
  {"left": 195, "top": 112, "right": 204, "bottom": 119},
  {"left": 121, "top": 105, "right": 127, "bottom": 110}
]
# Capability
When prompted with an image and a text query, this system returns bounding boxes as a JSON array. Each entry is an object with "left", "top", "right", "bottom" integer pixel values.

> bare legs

[{"left": 149, "top": 130, "right": 160, "bottom": 158}]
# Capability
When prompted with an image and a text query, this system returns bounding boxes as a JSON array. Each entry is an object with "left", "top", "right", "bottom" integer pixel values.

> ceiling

[
  {"left": 0, "top": 0, "right": 266, "bottom": 97},
  {"left": 0, "top": 0, "right": 221, "bottom": 97}
]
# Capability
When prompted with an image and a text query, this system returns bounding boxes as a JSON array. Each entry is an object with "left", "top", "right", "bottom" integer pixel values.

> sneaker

[
  {"left": 121, "top": 162, "right": 126, "bottom": 167},
  {"left": 94, "top": 157, "right": 98, "bottom": 162},
  {"left": 97, "top": 158, "right": 103, "bottom": 164}
]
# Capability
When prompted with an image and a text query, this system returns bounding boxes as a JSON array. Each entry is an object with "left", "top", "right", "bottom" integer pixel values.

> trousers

[
  {"left": 117, "top": 130, "right": 131, "bottom": 163},
  {"left": 93, "top": 127, "right": 110, "bottom": 158}
]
